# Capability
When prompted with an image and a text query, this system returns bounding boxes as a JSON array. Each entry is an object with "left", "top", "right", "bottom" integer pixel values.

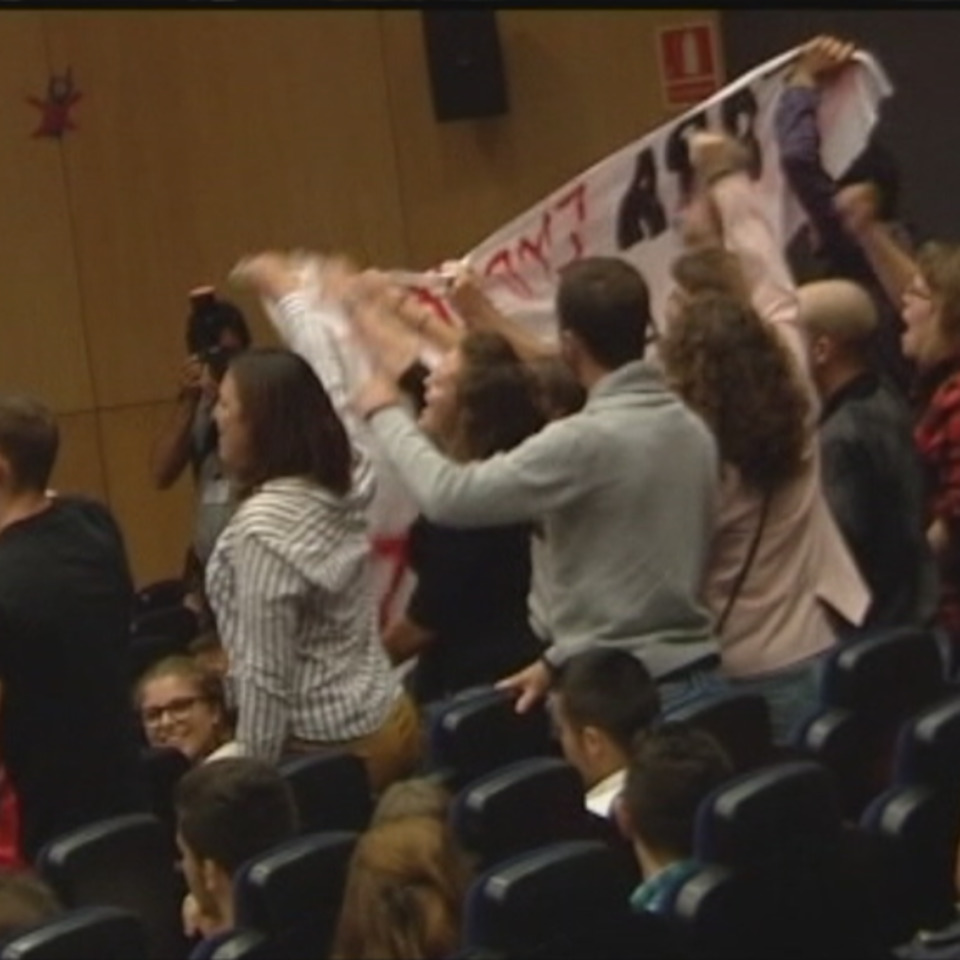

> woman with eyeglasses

[
  {"left": 842, "top": 196, "right": 960, "bottom": 672},
  {"left": 136, "top": 656, "right": 241, "bottom": 764}
]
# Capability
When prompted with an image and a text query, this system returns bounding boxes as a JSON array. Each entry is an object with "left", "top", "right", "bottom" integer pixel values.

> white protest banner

[
  {"left": 397, "top": 45, "right": 893, "bottom": 338},
  {"left": 260, "top": 45, "right": 893, "bottom": 629}
]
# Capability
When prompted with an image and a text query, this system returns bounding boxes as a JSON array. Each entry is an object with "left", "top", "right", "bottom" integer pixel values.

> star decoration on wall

[{"left": 27, "top": 68, "right": 82, "bottom": 139}]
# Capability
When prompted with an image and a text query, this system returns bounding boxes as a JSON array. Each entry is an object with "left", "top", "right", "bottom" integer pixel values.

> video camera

[{"left": 186, "top": 287, "right": 251, "bottom": 381}]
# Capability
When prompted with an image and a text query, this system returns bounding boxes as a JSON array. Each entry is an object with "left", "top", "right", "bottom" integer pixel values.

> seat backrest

[
  {"left": 131, "top": 606, "right": 199, "bottom": 648},
  {"left": 233, "top": 831, "right": 358, "bottom": 959},
  {"left": 0, "top": 906, "right": 148, "bottom": 960},
  {"left": 794, "top": 706, "right": 888, "bottom": 819},
  {"left": 36, "top": 813, "right": 185, "bottom": 960},
  {"left": 133, "top": 580, "right": 187, "bottom": 618},
  {"left": 663, "top": 691, "right": 775, "bottom": 772},
  {"left": 277, "top": 752, "right": 372, "bottom": 834},
  {"left": 861, "top": 783, "right": 960, "bottom": 935},
  {"left": 451, "top": 758, "right": 588, "bottom": 869},
  {"left": 429, "top": 687, "right": 554, "bottom": 790},
  {"left": 128, "top": 634, "right": 193, "bottom": 686},
  {"left": 462, "top": 839, "right": 665, "bottom": 960},
  {"left": 895, "top": 693, "right": 960, "bottom": 798},
  {"left": 140, "top": 747, "right": 191, "bottom": 854},
  {"left": 820, "top": 627, "right": 944, "bottom": 715},
  {"left": 694, "top": 761, "right": 841, "bottom": 868}
]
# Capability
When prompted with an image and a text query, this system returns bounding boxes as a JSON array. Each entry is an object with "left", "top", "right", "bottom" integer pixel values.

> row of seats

[{"left": 17, "top": 682, "right": 960, "bottom": 958}]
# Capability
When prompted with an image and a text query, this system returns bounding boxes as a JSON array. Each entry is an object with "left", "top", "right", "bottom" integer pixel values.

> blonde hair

[
  {"left": 371, "top": 778, "right": 452, "bottom": 827},
  {"left": 331, "top": 817, "right": 472, "bottom": 960},
  {"left": 917, "top": 241, "right": 960, "bottom": 344}
]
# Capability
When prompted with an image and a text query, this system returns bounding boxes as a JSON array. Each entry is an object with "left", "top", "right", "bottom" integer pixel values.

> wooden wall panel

[
  {"left": 97, "top": 402, "right": 194, "bottom": 587},
  {"left": 51, "top": 410, "right": 107, "bottom": 502},
  {"left": 43, "top": 10, "right": 408, "bottom": 410},
  {"left": 0, "top": 13, "right": 93, "bottom": 413},
  {"left": 379, "top": 9, "right": 722, "bottom": 269}
]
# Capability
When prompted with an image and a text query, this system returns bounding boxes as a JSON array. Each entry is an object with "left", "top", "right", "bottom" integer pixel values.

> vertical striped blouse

[{"left": 206, "top": 474, "right": 400, "bottom": 762}]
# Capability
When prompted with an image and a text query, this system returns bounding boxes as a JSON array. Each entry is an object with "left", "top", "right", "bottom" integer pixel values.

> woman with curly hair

[{"left": 658, "top": 133, "right": 869, "bottom": 741}]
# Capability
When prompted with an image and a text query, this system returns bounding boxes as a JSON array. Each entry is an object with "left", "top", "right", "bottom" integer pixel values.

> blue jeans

[
  {"left": 727, "top": 652, "right": 825, "bottom": 745},
  {"left": 657, "top": 664, "right": 729, "bottom": 715}
]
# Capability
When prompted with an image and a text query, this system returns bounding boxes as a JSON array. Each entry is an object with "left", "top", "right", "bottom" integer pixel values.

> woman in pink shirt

[{"left": 659, "top": 132, "right": 869, "bottom": 741}]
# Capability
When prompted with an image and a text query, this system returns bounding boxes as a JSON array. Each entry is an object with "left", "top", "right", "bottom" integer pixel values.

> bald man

[{"left": 799, "top": 279, "right": 935, "bottom": 635}]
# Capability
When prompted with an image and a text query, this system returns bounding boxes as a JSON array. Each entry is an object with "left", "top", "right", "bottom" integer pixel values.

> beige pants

[{"left": 286, "top": 693, "right": 422, "bottom": 794}]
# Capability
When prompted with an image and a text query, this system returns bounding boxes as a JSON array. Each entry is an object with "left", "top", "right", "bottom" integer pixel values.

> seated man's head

[
  {"left": 136, "top": 656, "right": 233, "bottom": 763},
  {"left": 550, "top": 649, "right": 661, "bottom": 800},
  {"left": 174, "top": 758, "right": 299, "bottom": 935},
  {"left": 616, "top": 723, "right": 733, "bottom": 879},
  {"left": 0, "top": 396, "right": 58, "bottom": 513},
  {"left": 797, "top": 279, "right": 878, "bottom": 399},
  {"left": 556, "top": 258, "right": 652, "bottom": 386}
]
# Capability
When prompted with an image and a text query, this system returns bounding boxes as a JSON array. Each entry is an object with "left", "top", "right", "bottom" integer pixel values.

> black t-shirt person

[{"left": 0, "top": 497, "right": 147, "bottom": 861}]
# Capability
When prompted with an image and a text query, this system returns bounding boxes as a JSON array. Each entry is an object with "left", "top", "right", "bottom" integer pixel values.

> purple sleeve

[{"left": 775, "top": 85, "right": 865, "bottom": 270}]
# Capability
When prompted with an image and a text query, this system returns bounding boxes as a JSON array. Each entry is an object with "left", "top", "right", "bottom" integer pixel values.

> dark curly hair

[
  {"left": 449, "top": 332, "right": 545, "bottom": 461},
  {"left": 659, "top": 293, "right": 810, "bottom": 496}
]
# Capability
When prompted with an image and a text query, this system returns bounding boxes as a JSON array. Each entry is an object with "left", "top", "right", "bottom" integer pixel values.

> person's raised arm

[
  {"left": 448, "top": 268, "right": 557, "bottom": 362},
  {"left": 839, "top": 187, "right": 918, "bottom": 308},
  {"left": 230, "top": 252, "right": 376, "bottom": 504},
  {"left": 150, "top": 357, "right": 205, "bottom": 489},
  {"left": 775, "top": 36, "right": 865, "bottom": 266},
  {"left": 353, "top": 372, "right": 588, "bottom": 528},
  {"left": 690, "top": 131, "right": 806, "bottom": 364}
]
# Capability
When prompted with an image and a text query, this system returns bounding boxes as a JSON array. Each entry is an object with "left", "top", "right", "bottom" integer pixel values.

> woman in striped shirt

[{"left": 205, "top": 348, "right": 420, "bottom": 791}]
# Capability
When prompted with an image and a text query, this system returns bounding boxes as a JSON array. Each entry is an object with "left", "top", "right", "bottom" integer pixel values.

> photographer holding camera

[{"left": 150, "top": 288, "right": 252, "bottom": 594}]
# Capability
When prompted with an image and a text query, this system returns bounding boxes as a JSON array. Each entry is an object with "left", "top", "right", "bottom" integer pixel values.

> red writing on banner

[
  {"left": 410, "top": 285, "right": 455, "bottom": 325},
  {"left": 479, "top": 181, "right": 589, "bottom": 299}
]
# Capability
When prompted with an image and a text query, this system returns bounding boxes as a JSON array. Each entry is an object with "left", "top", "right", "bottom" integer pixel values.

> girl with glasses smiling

[{"left": 136, "top": 656, "right": 242, "bottom": 764}]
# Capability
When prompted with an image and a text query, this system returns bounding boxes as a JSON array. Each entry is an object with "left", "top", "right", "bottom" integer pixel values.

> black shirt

[
  {"left": 406, "top": 516, "right": 542, "bottom": 705},
  {"left": 0, "top": 497, "right": 147, "bottom": 860},
  {"left": 819, "top": 373, "right": 937, "bottom": 635}
]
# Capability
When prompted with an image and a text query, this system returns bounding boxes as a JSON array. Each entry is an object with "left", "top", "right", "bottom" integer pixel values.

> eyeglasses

[{"left": 141, "top": 695, "right": 204, "bottom": 727}]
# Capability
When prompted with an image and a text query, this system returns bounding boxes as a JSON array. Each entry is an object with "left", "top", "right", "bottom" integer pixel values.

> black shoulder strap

[{"left": 716, "top": 491, "right": 772, "bottom": 636}]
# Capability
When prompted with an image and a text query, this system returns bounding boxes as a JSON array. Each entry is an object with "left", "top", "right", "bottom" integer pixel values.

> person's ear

[
  {"left": 0, "top": 454, "right": 13, "bottom": 495},
  {"left": 580, "top": 724, "right": 607, "bottom": 762},
  {"left": 810, "top": 333, "right": 833, "bottom": 368},
  {"left": 200, "top": 858, "right": 227, "bottom": 899},
  {"left": 559, "top": 328, "right": 580, "bottom": 369}
]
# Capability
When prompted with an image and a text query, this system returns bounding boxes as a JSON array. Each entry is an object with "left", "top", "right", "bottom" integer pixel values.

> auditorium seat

[
  {"left": 450, "top": 757, "right": 589, "bottom": 870},
  {"left": 427, "top": 686, "right": 556, "bottom": 791},
  {"left": 129, "top": 634, "right": 193, "bottom": 685},
  {"left": 133, "top": 580, "right": 187, "bottom": 619},
  {"left": 131, "top": 606, "right": 199, "bottom": 649},
  {"left": 857, "top": 694, "right": 960, "bottom": 937},
  {"left": 461, "top": 839, "right": 674, "bottom": 960},
  {"left": 277, "top": 751, "right": 373, "bottom": 835},
  {"left": 668, "top": 760, "right": 900, "bottom": 958},
  {"left": 140, "top": 746, "right": 191, "bottom": 855},
  {"left": 794, "top": 628, "right": 946, "bottom": 818},
  {"left": 662, "top": 690, "right": 778, "bottom": 772},
  {"left": 0, "top": 906, "right": 148, "bottom": 960},
  {"left": 231, "top": 831, "right": 358, "bottom": 959},
  {"left": 36, "top": 813, "right": 185, "bottom": 960}
]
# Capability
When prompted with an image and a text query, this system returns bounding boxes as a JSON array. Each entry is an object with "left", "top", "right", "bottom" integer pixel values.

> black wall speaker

[{"left": 421, "top": 10, "right": 509, "bottom": 123}]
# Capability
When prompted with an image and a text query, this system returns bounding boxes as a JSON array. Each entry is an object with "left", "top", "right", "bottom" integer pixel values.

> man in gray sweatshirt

[{"left": 356, "top": 257, "right": 722, "bottom": 714}]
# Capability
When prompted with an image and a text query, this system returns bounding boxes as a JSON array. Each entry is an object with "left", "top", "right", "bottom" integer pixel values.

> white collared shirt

[{"left": 585, "top": 768, "right": 627, "bottom": 819}]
